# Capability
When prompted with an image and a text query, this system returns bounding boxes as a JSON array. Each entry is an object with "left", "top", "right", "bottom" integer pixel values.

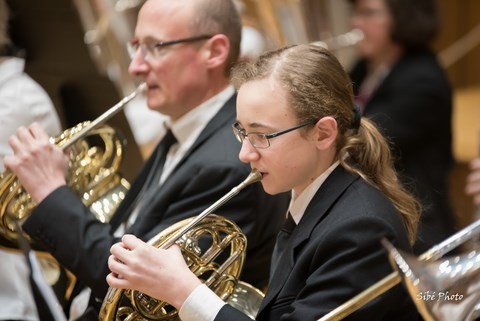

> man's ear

[
  {"left": 314, "top": 117, "right": 338, "bottom": 150},
  {"left": 203, "top": 34, "right": 229, "bottom": 70}
]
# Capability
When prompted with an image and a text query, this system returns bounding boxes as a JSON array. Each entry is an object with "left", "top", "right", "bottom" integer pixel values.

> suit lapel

[
  {"left": 141, "top": 93, "right": 236, "bottom": 200},
  {"left": 257, "top": 167, "right": 359, "bottom": 314},
  {"left": 124, "top": 94, "right": 237, "bottom": 229},
  {"left": 108, "top": 143, "right": 163, "bottom": 230},
  {"left": 170, "top": 93, "right": 237, "bottom": 171}
]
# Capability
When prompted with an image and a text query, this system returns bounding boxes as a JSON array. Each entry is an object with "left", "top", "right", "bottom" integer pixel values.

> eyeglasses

[
  {"left": 127, "top": 35, "right": 213, "bottom": 61},
  {"left": 232, "top": 121, "right": 316, "bottom": 149}
]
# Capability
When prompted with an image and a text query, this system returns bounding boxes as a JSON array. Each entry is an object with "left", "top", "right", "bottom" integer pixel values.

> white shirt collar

[
  {"left": 289, "top": 161, "right": 340, "bottom": 224},
  {"left": 158, "top": 85, "right": 235, "bottom": 183},
  {"left": 167, "top": 85, "right": 235, "bottom": 146}
]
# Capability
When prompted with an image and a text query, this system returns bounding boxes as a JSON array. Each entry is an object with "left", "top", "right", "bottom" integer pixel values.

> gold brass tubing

[
  {"left": 60, "top": 83, "right": 146, "bottom": 150},
  {"left": 318, "top": 272, "right": 401, "bottom": 321},
  {"left": 148, "top": 169, "right": 263, "bottom": 248}
]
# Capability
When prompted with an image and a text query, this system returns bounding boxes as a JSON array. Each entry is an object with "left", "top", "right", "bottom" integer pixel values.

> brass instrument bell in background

[
  {"left": 318, "top": 220, "right": 480, "bottom": 321},
  {"left": 383, "top": 239, "right": 480, "bottom": 321}
]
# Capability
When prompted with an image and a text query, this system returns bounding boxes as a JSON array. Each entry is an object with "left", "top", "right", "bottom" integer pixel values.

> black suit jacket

[
  {"left": 215, "top": 166, "right": 418, "bottom": 321},
  {"left": 349, "top": 48, "right": 456, "bottom": 254},
  {"left": 22, "top": 94, "right": 290, "bottom": 300}
]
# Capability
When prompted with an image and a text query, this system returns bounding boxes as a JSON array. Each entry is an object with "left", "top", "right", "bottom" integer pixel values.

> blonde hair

[{"left": 232, "top": 44, "right": 420, "bottom": 244}]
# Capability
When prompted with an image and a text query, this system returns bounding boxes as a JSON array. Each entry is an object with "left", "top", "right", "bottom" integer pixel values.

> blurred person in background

[
  {"left": 348, "top": 0, "right": 456, "bottom": 254},
  {"left": 0, "top": 0, "right": 62, "bottom": 320}
]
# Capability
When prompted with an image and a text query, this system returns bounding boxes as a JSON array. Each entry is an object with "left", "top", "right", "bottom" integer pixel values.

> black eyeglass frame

[
  {"left": 232, "top": 120, "right": 317, "bottom": 149},
  {"left": 128, "top": 34, "right": 213, "bottom": 60}
]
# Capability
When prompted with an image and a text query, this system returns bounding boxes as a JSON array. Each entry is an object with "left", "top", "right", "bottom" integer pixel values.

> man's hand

[{"left": 4, "top": 122, "right": 69, "bottom": 203}]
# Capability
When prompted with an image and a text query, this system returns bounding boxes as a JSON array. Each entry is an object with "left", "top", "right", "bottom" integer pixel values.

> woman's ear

[
  {"left": 203, "top": 34, "right": 229, "bottom": 70},
  {"left": 313, "top": 117, "right": 338, "bottom": 150}
]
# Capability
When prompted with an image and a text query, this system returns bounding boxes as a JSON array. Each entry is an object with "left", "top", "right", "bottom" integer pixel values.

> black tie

[
  {"left": 131, "top": 129, "right": 177, "bottom": 215},
  {"left": 144, "top": 129, "right": 177, "bottom": 188},
  {"left": 270, "top": 212, "right": 296, "bottom": 280}
]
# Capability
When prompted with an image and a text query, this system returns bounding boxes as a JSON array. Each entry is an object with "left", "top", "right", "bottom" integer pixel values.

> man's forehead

[
  {"left": 140, "top": 0, "right": 197, "bottom": 14},
  {"left": 136, "top": 2, "right": 193, "bottom": 37}
]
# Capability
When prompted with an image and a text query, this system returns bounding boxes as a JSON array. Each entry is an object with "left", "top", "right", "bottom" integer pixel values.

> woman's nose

[{"left": 238, "top": 138, "right": 260, "bottom": 163}]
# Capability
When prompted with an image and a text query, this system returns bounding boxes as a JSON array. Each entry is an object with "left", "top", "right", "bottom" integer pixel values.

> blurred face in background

[
  {"left": 350, "top": 0, "right": 395, "bottom": 61},
  {"left": 128, "top": 0, "right": 214, "bottom": 121}
]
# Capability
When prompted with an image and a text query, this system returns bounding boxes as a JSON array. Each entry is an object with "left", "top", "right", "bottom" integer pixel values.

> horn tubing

[
  {"left": 59, "top": 83, "right": 147, "bottom": 150},
  {"left": 418, "top": 218, "right": 480, "bottom": 261},
  {"left": 317, "top": 219, "right": 480, "bottom": 321},
  {"left": 147, "top": 169, "right": 263, "bottom": 248}
]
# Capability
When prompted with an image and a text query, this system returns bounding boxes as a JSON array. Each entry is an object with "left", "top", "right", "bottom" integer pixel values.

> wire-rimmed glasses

[
  {"left": 127, "top": 35, "right": 213, "bottom": 61},
  {"left": 232, "top": 121, "right": 317, "bottom": 149}
]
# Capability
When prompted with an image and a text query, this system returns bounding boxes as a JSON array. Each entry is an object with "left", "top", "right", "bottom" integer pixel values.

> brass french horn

[
  {"left": 100, "top": 170, "right": 265, "bottom": 321},
  {"left": 0, "top": 83, "right": 145, "bottom": 243},
  {"left": 0, "top": 84, "right": 145, "bottom": 303}
]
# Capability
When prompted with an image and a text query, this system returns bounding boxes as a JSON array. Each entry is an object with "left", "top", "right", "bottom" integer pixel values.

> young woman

[{"left": 106, "top": 44, "right": 421, "bottom": 321}]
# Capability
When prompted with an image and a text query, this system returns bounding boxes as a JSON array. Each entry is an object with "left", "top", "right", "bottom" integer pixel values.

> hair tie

[{"left": 351, "top": 104, "right": 361, "bottom": 131}]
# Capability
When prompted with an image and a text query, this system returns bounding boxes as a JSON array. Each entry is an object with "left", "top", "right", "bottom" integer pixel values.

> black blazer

[
  {"left": 349, "top": 48, "right": 456, "bottom": 254},
  {"left": 23, "top": 94, "right": 290, "bottom": 299},
  {"left": 215, "top": 166, "right": 418, "bottom": 321}
]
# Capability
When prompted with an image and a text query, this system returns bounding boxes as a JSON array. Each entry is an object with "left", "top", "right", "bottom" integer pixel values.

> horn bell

[{"left": 383, "top": 239, "right": 480, "bottom": 321}]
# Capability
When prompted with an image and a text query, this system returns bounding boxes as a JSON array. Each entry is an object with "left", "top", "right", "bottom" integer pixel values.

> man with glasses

[{"left": 3, "top": 0, "right": 289, "bottom": 319}]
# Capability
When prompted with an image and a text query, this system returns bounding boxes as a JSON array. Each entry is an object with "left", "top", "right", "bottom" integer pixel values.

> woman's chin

[{"left": 261, "top": 179, "right": 287, "bottom": 196}]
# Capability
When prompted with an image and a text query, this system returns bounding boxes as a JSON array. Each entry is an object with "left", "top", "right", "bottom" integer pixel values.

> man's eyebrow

[{"left": 131, "top": 36, "right": 165, "bottom": 43}]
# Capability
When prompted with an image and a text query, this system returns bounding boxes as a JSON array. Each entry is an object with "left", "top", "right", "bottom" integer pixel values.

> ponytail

[{"left": 339, "top": 118, "right": 421, "bottom": 245}]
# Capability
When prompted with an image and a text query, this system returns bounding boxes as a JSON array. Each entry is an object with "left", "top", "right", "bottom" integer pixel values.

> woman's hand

[{"left": 107, "top": 234, "right": 202, "bottom": 309}]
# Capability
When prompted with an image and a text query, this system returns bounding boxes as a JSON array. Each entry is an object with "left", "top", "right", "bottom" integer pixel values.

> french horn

[
  {"left": 100, "top": 170, "right": 265, "bottom": 321},
  {"left": 0, "top": 83, "right": 145, "bottom": 243},
  {"left": 0, "top": 84, "right": 145, "bottom": 303}
]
